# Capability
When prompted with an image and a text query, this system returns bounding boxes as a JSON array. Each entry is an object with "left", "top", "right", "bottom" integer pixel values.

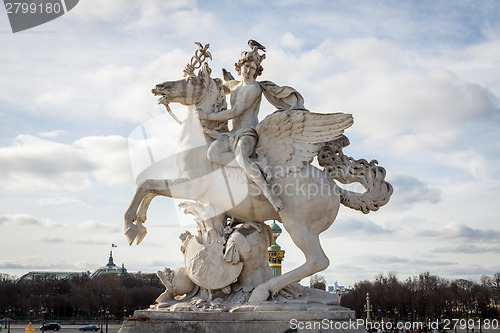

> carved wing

[{"left": 256, "top": 110, "right": 353, "bottom": 177}]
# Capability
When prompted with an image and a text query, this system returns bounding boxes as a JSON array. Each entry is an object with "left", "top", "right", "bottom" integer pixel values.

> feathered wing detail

[{"left": 256, "top": 110, "right": 353, "bottom": 177}]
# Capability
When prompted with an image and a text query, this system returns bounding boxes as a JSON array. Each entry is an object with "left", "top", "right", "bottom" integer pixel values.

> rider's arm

[
  {"left": 204, "top": 102, "right": 245, "bottom": 121},
  {"left": 201, "top": 86, "right": 259, "bottom": 121}
]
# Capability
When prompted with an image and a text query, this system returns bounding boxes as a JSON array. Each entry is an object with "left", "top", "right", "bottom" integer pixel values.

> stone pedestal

[{"left": 118, "top": 304, "right": 366, "bottom": 333}]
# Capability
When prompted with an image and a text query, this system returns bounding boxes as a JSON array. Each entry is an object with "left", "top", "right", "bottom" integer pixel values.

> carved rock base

[{"left": 118, "top": 304, "right": 364, "bottom": 333}]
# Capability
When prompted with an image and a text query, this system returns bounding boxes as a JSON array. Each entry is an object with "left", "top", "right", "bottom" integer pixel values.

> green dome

[
  {"left": 90, "top": 251, "right": 131, "bottom": 279},
  {"left": 270, "top": 221, "right": 282, "bottom": 233}
]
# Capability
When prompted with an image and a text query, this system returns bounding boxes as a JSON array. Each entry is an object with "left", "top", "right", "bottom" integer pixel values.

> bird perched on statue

[
  {"left": 222, "top": 68, "right": 235, "bottom": 82},
  {"left": 248, "top": 39, "right": 266, "bottom": 52}
]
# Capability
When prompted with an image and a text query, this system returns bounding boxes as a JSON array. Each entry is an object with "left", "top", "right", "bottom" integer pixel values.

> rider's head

[{"left": 235, "top": 49, "right": 265, "bottom": 78}]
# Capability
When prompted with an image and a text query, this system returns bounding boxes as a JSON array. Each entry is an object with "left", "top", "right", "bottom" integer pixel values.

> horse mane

[{"left": 207, "top": 78, "right": 229, "bottom": 131}]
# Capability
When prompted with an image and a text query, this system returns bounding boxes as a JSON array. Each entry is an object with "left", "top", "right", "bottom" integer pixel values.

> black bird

[
  {"left": 222, "top": 68, "right": 235, "bottom": 81},
  {"left": 248, "top": 39, "right": 266, "bottom": 52}
]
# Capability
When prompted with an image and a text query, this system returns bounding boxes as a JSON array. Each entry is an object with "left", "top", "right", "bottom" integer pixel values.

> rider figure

[{"left": 197, "top": 46, "right": 283, "bottom": 212}]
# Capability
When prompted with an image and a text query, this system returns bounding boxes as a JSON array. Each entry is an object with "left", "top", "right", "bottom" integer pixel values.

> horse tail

[{"left": 318, "top": 136, "right": 393, "bottom": 214}]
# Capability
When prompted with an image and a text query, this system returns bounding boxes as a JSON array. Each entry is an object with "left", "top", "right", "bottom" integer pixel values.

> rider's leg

[
  {"left": 207, "top": 138, "right": 238, "bottom": 167},
  {"left": 234, "top": 137, "right": 283, "bottom": 211}
]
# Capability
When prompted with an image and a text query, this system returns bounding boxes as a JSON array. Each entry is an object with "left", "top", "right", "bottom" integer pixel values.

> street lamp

[
  {"left": 7, "top": 307, "right": 12, "bottom": 333},
  {"left": 479, "top": 310, "right": 482, "bottom": 333},
  {"left": 364, "top": 293, "right": 373, "bottom": 321},
  {"left": 40, "top": 306, "right": 45, "bottom": 330},
  {"left": 99, "top": 308, "right": 104, "bottom": 331},
  {"left": 105, "top": 309, "right": 109, "bottom": 333}
]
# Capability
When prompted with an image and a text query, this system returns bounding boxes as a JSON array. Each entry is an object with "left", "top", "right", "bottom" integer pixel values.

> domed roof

[
  {"left": 270, "top": 221, "right": 282, "bottom": 233},
  {"left": 90, "top": 251, "right": 131, "bottom": 278}
]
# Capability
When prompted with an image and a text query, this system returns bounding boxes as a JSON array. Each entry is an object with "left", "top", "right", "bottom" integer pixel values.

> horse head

[{"left": 152, "top": 63, "right": 226, "bottom": 117}]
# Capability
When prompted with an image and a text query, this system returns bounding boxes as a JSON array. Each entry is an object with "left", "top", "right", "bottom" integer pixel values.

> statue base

[{"left": 118, "top": 303, "right": 365, "bottom": 333}]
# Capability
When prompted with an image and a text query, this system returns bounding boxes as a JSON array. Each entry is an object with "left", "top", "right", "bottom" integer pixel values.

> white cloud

[
  {"left": 72, "top": 0, "right": 197, "bottom": 26},
  {"left": 434, "top": 244, "right": 500, "bottom": 254},
  {"left": 37, "top": 130, "right": 66, "bottom": 138},
  {"left": 0, "top": 213, "right": 65, "bottom": 228},
  {"left": 0, "top": 135, "right": 93, "bottom": 190},
  {"left": 280, "top": 32, "right": 304, "bottom": 50},
  {"left": 35, "top": 87, "right": 77, "bottom": 107},
  {"left": 389, "top": 173, "right": 442, "bottom": 209},
  {"left": 263, "top": 38, "right": 498, "bottom": 162},
  {"left": 0, "top": 134, "right": 132, "bottom": 191},
  {"left": 433, "top": 39, "right": 500, "bottom": 97},
  {"left": 323, "top": 216, "right": 393, "bottom": 238},
  {"left": 0, "top": 256, "right": 89, "bottom": 273},
  {"left": 83, "top": 50, "right": 192, "bottom": 123},
  {"left": 34, "top": 234, "right": 65, "bottom": 243},
  {"left": 73, "top": 135, "right": 133, "bottom": 184},
  {"left": 410, "top": 222, "right": 500, "bottom": 243},
  {"left": 0, "top": 213, "right": 43, "bottom": 226},
  {"left": 77, "top": 219, "right": 120, "bottom": 233},
  {"left": 36, "top": 196, "right": 88, "bottom": 206}
]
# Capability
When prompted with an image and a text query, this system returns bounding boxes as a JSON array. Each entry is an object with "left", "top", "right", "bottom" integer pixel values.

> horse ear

[{"left": 199, "top": 63, "right": 212, "bottom": 86}]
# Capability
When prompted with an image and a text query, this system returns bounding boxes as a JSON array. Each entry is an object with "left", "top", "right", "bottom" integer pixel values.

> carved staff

[{"left": 183, "top": 42, "right": 212, "bottom": 77}]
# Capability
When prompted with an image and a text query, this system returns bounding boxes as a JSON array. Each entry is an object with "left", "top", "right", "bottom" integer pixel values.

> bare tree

[{"left": 310, "top": 275, "right": 326, "bottom": 290}]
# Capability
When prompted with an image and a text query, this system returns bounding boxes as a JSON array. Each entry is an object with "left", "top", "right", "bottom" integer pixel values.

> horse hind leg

[{"left": 248, "top": 217, "right": 330, "bottom": 303}]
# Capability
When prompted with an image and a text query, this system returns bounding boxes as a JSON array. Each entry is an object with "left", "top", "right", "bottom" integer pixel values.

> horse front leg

[
  {"left": 124, "top": 185, "right": 149, "bottom": 245},
  {"left": 124, "top": 178, "right": 196, "bottom": 245},
  {"left": 132, "top": 193, "right": 157, "bottom": 245}
]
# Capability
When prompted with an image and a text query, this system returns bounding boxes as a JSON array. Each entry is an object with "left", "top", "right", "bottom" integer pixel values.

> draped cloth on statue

[{"left": 259, "top": 81, "right": 308, "bottom": 112}]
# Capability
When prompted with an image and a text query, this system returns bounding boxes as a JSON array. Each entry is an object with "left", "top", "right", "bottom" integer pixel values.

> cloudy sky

[{"left": 1, "top": 0, "right": 499, "bottom": 288}]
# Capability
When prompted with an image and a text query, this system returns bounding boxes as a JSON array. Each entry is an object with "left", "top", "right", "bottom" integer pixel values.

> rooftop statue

[{"left": 124, "top": 41, "right": 393, "bottom": 306}]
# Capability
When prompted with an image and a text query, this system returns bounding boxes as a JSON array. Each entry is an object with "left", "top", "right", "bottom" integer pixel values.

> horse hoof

[
  {"left": 125, "top": 225, "right": 139, "bottom": 245},
  {"left": 248, "top": 285, "right": 269, "bottom": 303},
  {"left": 136, "top": 225, "right": 148, "bottom": 245}
]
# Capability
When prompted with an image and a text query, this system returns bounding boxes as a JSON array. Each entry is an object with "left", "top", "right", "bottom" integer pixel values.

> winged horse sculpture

[{"left": 124, "top": 43, "right": 392, "bottom": 303}]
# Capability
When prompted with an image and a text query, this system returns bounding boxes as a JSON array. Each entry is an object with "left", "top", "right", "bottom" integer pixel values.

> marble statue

[{"left": 124, "top": 41, "right": 393, "bottom": 308}]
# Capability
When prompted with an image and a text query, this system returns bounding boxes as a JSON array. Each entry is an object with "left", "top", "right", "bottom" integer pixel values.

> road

[
  {"left": 3, "top": 322, "right": 500, "bottom": 332},
  {"left": 0, "top": 324, "right": 122, "bottom": 333}
]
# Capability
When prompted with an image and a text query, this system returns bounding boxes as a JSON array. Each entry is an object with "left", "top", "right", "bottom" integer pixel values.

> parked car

[
  {"left": 79, "top": 325, "right": 100, "bottom": 331},
  {"left": 40, "top": 323, "right": 61, "bottom": 331}
]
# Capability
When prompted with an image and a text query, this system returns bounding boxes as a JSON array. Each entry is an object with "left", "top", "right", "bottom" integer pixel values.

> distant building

[
  {"left": 15, "top": 251, "right": 155, "bottom": 283},
  {"left": 90, "top": 251, "right": 131, "bottom": 279},
  {"left": 328, "top": 281, "right": 351, "bottom": 298},
  {"left": 16, "top": 271, "right": 88, "bottom": 282},
  {"left": 0, "top": 273, "right": 15, "bottom": 281}
]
